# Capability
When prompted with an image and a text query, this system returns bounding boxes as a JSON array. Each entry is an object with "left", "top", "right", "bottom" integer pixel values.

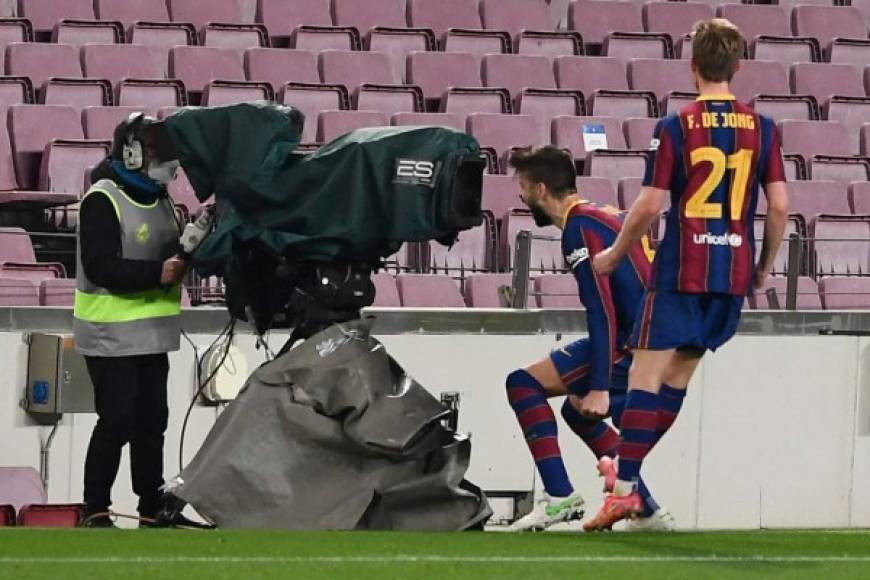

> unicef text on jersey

[{"left": 692, "top": 232, "right": 744, "bottom": 247}]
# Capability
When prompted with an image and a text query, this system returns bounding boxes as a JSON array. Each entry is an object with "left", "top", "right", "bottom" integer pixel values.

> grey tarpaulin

[{"left": 168, "top": 319, "right": 491, "bottom": 530}]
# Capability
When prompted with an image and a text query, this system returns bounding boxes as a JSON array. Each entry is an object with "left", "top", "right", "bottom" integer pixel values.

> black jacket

[{"left": 79, "top": 159, "right": 174, "bottom": 293}]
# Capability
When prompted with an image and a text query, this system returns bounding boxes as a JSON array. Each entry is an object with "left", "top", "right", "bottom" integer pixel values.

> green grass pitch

[{"left": 2, "top": 529, "right": 869, "bottom": 580}]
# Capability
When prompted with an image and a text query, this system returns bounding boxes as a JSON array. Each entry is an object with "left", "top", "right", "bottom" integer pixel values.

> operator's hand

[
  {"left": 160, "top": 255, "right": 188, "bottom": 285},
  {"left": 592, "top": 247, "right": 619, "bottom": 276},
  {"left": 579, "top": 389, "right": 610, "bottom": 420}
]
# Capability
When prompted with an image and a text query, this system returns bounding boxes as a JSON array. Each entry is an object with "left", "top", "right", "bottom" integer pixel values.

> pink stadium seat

[
  {"left": 863, "top": 123, "right": 870, "bottom": 156},
  {"left": 556, "top": 55, "right": 627, "bottom": 95},
  {"left": 467, "top": 113, "right": 546, "bottom": 163},
  {"left": 332, "top": 0, "right": 406, "bottom": 31},
  {"left": 779, "top": 120, "right": 850, "bottom": 161},
  {"left": 589, "top": 91, "right": 656, "bottom": 119},
  {"left": 18, "top": 0, "right": 93, "bottom": 37},
  {"left": 808, "top": 157, "right": 870, "bottom": 186},
  {"left": 787, "top": 180, "right": 850, "bottom": 222},
  {"left": 367, "top": 30, "right": 435, "bottom": 86},
  {"left": 371, "top": 272, "right": 400, "bottom": 307},
  {"left": 810, "top": 215, "right": 870, "bottom": 276},
  {"left": 628, "top": 58, "right": 695, "bottom": 103},
  {"left": 848, "top": 182, "right": 870, "bottom": 214},
  {"left": 169, "top": 46, "right": 245, "bottom": 96},
  {"left": 516, "top": 89, "right": 585, "bottom": 130},
  {"left": 602, "top": 30, "right": 671, "bottom": 63},
  {"left": 0, "top": 227, "right": 65, "bottom": 279},
  {"left": 244, "top": 48, "right": 319, "bottom": 91},
  {"left": 0, "top": 278, "right": 39, "bottom": 305},
  {"left": 81, "top": 44, "right": 163, "bottom": 86},
  {"left": 718, "top": 4, "right": 790, "bottom": 43},
  {"left": 0, "top": 467, "right": 45, "bottom": 512},
  {"left": 642, "top": 1, "right": 713, "bottom": 44},
  {"left": 568, "top": 0, "right": 643, "bottom": 50},
  {"left": 8, "top": 104, "right": 83, "bottom": 190},
  {"left": 407, "top": 51, "right": 481, "bottom": 103},
  {"left": 442, "top": 28, "right": 510, "bottom": 61},
  {"left": 753, "top": 215, "right": 803, "bottom": 276},
  {"left": 617, "top": 177, "right": 644, "bottom": 211},
  {"left": 391, "top": 112, "right": 465, "bottom": 132},
  {"left": 39, "top": 278, "right": 75, "bottom": 306},
  {"left": 407, "top": 0, "right": 482, "bottom": 39},
  {"left": 18, "top": 504, "right": 83, "bottom": 528},
  {"left": 316, "top": 110, "right": 389, "bottom": 143},
  {"left": 481, "top": 174, "right": 520, "bottom": 219},
  {"left": 169, "top": 0, "right": 249, "bottom": 31},
  {"left": 482, "top": 54, "right": 555, "bottom": 100},
  {"left": 200, "top": 81, "right": 271, "bottom": 106},
  {"left": 828, "top": 40, "right": 870, "bottom": 70},
  {"left": 256, "top": 0, "right": 331, "bottom": 46},
  {"left": 584, "top": 149, "right": 648, "bottom": 186},
  {"left": 791, "top": 62, "right": 864, "bottom": 106},
  {"left": 751, "top": 94, "right": 818, "bottom": 123},
  {"left": 0, "top": 504, "right": 15, "bottom": 526},
  {"left": 39, "top": 139, "right": 110, "bottom": 194},
  {"left": 0, "top": 18, "right": 32, "bottom": 56},
  {"left": 383, "top": 243, "right": 422, "bottom": 274},
  {"left": 168, "top": 167, "right": 202, "bottom": 214},
  {"left": 94, "top": 0, "right": 170, "bottom": 29},
  {"left": 441, "top": 87, "right": 511, "bottom": 118},
  {"left": 577, "top": 176, "right": 618, "bottom": 207},
  {"left": 752, "top": 276, "right": 821, "bottom": 310},
  {"left": 396, "top": 273, "right": 465, "bottom": 307},
  {"left": 0, "top": 76, "right": 34, "bottom": 108},
  {"left": 480, "top": 0, "right": 553, "bottom": 38},
  {"left": 623, "top": 116, "right": 658, "bottom": 150},
  {"left": 792, "top": 5, "right": 866, "bottom": 52},
  {"left": 280, "top": 83, "right": 349, "bottom": 144},
  {"left": 824, "top": 97, "right": 870, "bottom": 155},
  {"left": 819, "top": 276, "right": 870, "bottom": 309},
  {"left": 319, "top": 50, "right": 394, "bottom": 89},
  {"left": 117, "top": 79, "right": 187, "bottom": 109},
  {"left": 51, "top": 20, "right": 123, "bottom": 47},
  {"left": 751, "top": 36, "right": 820, "bottom": 66},
  {"left": 552, "top": 115, "right": 624, "bottom": 162},
  {"left": 499, "top": 209, "right": 563, "bottom": 272},
  {"left": 200, "top": 23, "right": 269, "bottom": 49},
  {"left": 464, "top": 273, "right": 536, "bottom": 308},
  {"left": 536, "top": 274, "right": 583, "bottom": 308},
  {"left": 428, "top": 219, "right": 494, "bottom": 274},
  {"left": 5, "top": 42, "right": 81, "bottom": 89},
  {"left": 728, "top": 60, "right": 790, "bottom": 104}
]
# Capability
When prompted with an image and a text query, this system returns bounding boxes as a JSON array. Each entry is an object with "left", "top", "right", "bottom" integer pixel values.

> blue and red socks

[
  {"left": 615, "top": 389, "right": 659, "bottom": 489},
  {"left": 560, "top": 398, "right": 620, "bottom": 458},
  {"left": 655, "top": 384, "right": 686, "bottom": 444},
  {"left": 506, "top": 369, "right": 574, "bottom": 498}
]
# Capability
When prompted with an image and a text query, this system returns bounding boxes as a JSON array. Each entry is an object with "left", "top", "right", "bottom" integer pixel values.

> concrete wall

[{"left": 1, "top": 322, "right": 868, "bottom": 529}]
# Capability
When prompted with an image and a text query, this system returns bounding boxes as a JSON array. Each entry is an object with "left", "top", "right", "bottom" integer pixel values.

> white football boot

[
  {"left": 508, "top": 492, "right": 586, "bottom": 532},
  {"left": 624, "top": 507, "right": 676, "bottom": 532}
]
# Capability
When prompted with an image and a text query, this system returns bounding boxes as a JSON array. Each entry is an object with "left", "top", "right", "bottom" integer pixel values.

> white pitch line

[{"left": 1, "top": 556, "right": 870, "bottom": 564}]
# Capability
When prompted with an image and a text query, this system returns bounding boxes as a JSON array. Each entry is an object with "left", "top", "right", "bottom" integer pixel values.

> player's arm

[
  {"left": 566, "top": 226, "right": 617, "bottom": 417},
  {"left": 755, "top": 125, "right": 789, "bottom": 288},
  {"left": 594, "top": 120, "right": 673, "bottom": 276}
]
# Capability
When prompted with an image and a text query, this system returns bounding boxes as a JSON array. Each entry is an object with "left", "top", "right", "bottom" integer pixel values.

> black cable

[{"left": 177, "top": 318, "right": 235, "bottom": 472}]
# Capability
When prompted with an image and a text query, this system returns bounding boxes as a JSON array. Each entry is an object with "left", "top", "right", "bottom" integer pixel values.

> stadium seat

[
  {"left": 396, "top": 273, "right": 466, "bottom": 307},
  {"left": 848, "top": 182, "right": 870, "bottom": 214},
  {"left": 818, "top": 276, "right": 870, "bottom": 309},
  {"left": 81, "top": 44, "right": 164, "bottom": 87},
  {"left": 18, "top": 504, "right": 83, "bottom": 528},
  {"left": 407, "top": 51, "right": 481, "bottom": 104},
  {"left": 442, "top": 29, "right": 510, "bottom": 62},
  {"left": 0, "top": 467, "right": 46, "bottom": 512},
  {"left": 279, "top": 83, "right": 349, "bottom": 144},
  {"left": 481, "top": 0, "right": 581, "bottom": 59},
  {"left": 333, "top": 0, "right": 405, "bottom": 31},
  {"left": 0, "top": 278, "right": 39, "bottom": 305},
  {"left": 39, "top": 139, "right": 111, "bottom": 194},
  {"left": 499, "top": 209, "right": 563, "bottom": 272},
  {"left": 117, "top": 79, "right": 187, "bottom": 109},
  {"left": 717, "top": 4, "right": 790, "bottom": 44},
  {"left": 828, "top": 40, "right": 870, "bottom": 70},
  {"left": 622, "top": 117, "right": 657, "bottom": 150},
  {"left": 753, "top": 215, "right": 803, "bottom": 276},
  {"left": 428, "top": 219, "right": 494, "bottom": 275},
  {"left": 555, "top": 55, "right": 626, "bottom": 96},
  {"left": 355, "top": 84, "right": 424, "bottom": 116},
  {"left": 94, "top": 0, "right": 170, "bottom": 30},
  {"left": 0, "top": 18, "right": 32, "bottom": 56},
  {"left": 779, "top": 120, "right": 850, "bottom": 161},
  {"left": 383, "top": 243, "right": 422, "bottom": 274},
  {"left": 824, "top": 98, "right": 870, "bottom": 155},
  {"left": 244, "top": 48, "right": 319, "bottom": 93},
  {"left": 168, "top": 167, "right": 201, "bottom": 216},
  {"left": 391, "top": 112, "right": 465, "bottom": 132},
  {"left": 617, "top": 177, "right": 644, "bottom": 211},
  {"left": 792, "top": 5, "right": 866, "bottom": 53},
  {"left": 0, "top": 76, "right": 34, "bottom": 108},
  {"left": 0, "top": 504, "right": 15, "bottom": 526},
  {"left": 627, "top": 58, "right": 695, "bottom": 105},
  {"left": 602, "top": 31, "right": 672, "bottom": 63},
  {"left": 18, "top": 0, "right": 93, "bottom": 38},
  {"left": 316, "top": 110, "right": 389, "bottom": 143},
  {"left": 168, "top": 0, "right": 249, "bottom": 31},
  {"left": 787, "top": 180, "right": 850, "bottom": 222},
  {"left": 568, "top": 0, "right": 643, "bottom": 51},
  {"left": 752, "top": 276, "right": 821, "bottom": 310},
  {"left": 256, "top": 0, "right": 332, "bottom": 46},
  {"left": 863, "top": 123, "right": 870, "bottom": 156},
  {"left": 750, "top": 93, "right": 818, "bottom": 123},
  {"left": 441, "top": 87, "right": 511, "bottom": 118},
  {"left": 467, "top": 113, "right": 546, "bottom": 165},
  {"left": 481, "top": 174, "right": 520, "bottom": 219},
  {"left": 810, "top": 215, "right": 870, "bottom": 276},
  {"left": 728, "top": 60, "right": 789, "bottom": 105},
  {"left": 751, "top": 36, "right": 820, "bottom": 66},
  {"left": 291, "top": 24, "right": 359, "bottom": 52},
  {"left": 791, "top": 63, "right": 865, "bottom": 107},
  {"left": 407, "top": 0, "right": 482, "bottom": 40},
  {"left": 0, "top": 119, "right": 76, "bottom": 209},
  {"left": 642, "top": 1, "right": 713, "bottom": 44},
  {"left": 51, "top": 20, "right": 123, "bottom": 47},
  {"left": 584, "top": 149, "right": 648, "bottom": 186},
  {"left": 39, "top": 277, "right": 75, "bottom": 306},
  {"left": 808, "top": 157, "right": 870, "bottom": 186},
  {"left": 482, "top": 54, "right": 555, "bottom": 101},
  {"left": 552, "top": 115, "right": 624, "bottom": 162},
  {"left": 319, "top": 50, "right": 395, "bottom": 88},
  {"left": 577, "top": 176, "right": 618, "bottom": 207},
  {"left": 371, "top": 272, "right": 400, "bottom": 307},
  {"left": 515, "top": 89, "right": 585, "bottom": 132},
  {"left": 200, "top": 80, "right": 271, "bottom": 106},
  {"left": 5, "top": 42, "right": 81, "bottom": 90},
  {"left": 169, "top": 46, "right": 245, "bottom": 97},
  {"left": 536, "top": 274, "right": 583, "bottom": 308},
  {"left": 463, "top": 273, "right": 523, "bottom": 308},
  {"left": 0, "top": 227, "right": 65, "bottom": 280},
  {"left": 200, "top": 23, "right": 269, "bottom": 49},
  {"left": 9, "top": 104, "right": 83, "bottom": 190}
]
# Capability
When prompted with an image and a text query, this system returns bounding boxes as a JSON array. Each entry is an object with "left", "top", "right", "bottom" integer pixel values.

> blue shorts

[
  {"left": 630, "top": 289, "right": 744, "bottom": 353},
  {"left": 548, "top": 338, "right": 631, "bottom": 398}
]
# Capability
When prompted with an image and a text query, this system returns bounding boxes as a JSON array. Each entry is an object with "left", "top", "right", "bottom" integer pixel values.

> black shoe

[
  {"left": 140, "top": 494, "right": 215, "bottom": 529},
  {"left": 82, "top": 514, "right": 116, "bottom": 528}
]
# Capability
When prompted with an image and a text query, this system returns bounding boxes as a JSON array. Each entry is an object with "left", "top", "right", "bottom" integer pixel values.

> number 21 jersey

[{"left": 644, "top": 95, "right": 786, "bottom": 296}]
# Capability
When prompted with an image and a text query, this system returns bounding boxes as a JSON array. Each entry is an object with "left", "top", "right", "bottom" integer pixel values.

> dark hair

[
  {"left": 691, "top": 18, "right": 745, "bottom": 83},
  {"left": 507, "top": 146, "right": 576, "bottom": 199}
]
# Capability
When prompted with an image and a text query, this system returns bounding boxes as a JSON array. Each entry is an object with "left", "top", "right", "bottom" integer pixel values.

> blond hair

[{"left": 691, "top": 18, "right": 746, "bottom": 83}]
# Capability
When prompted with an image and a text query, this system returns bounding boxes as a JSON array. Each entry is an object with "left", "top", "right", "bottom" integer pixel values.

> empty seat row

[{"left": 753, "top": 275, "right": 870, "bottom": 310}]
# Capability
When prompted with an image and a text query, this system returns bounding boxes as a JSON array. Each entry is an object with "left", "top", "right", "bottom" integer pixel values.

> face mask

[{"left": 146, "top": 159, "right": 180, "bottom": 185}]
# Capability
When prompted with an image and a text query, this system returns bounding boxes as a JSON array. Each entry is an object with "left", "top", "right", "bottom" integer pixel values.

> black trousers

[{"left": 83, "top": 353, "right": 169, "bottom": 517}]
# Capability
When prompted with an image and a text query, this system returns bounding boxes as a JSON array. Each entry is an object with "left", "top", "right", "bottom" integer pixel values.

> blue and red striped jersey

[
  {"left": 562, "top": 201, "right": 652, "bottom": 389},
  {"left": 643, "top": 96, "right": 786, "bottom": 296}
]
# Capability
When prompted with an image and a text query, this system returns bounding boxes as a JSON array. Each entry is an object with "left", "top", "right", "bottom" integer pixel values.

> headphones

[{"left": 122, "top": 113, "right": 145, "bottom": 171}]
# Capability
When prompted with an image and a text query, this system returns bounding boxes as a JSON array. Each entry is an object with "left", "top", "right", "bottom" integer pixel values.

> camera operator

[{"left": 74, "top": 113, "right": 186, "bottom": 528}]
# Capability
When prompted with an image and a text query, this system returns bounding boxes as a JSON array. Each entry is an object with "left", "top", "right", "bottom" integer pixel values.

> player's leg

[{"left": 506, "top": 357, "right": 584, "bottom": 531}]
